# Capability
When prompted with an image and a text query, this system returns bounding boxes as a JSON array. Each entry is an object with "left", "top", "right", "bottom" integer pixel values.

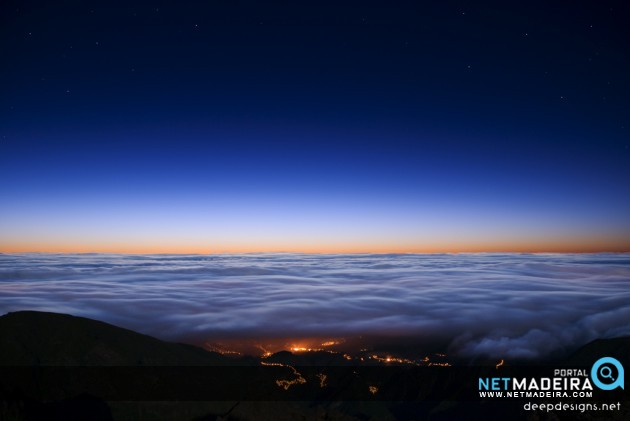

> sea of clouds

[{"left": 0, "top": 253, "right": 628, "bottom": 359}]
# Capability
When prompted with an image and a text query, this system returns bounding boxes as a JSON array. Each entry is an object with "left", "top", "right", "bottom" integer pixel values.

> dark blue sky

[{"left": 1, "top": 0, "right": 629, "bottom": 252}]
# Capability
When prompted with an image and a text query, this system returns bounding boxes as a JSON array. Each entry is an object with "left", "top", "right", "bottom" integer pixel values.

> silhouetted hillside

[
  {"left": 1, "top": 311, "right": 628, "bottom": 421},
  {"left": 565, "top": 336, "right": 630, "bottom": 366},
  {"left": 0, "top": 311, "right": 227, "bottom": 366}
]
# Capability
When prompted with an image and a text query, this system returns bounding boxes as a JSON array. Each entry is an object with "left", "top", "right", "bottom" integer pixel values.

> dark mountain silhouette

[
  {"left": 1, "top": 311, "right": 628, "bottom": 420},
  {"left": 565, "top": 336, "right": 630, "bottom": 366},
  {"left": 0, "top": 311, "right": 227, "bottom": 366}
]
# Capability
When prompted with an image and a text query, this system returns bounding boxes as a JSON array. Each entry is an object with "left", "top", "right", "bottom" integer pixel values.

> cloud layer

[{"left": 1, "top": 253, "right": 629, "bottom": 359}]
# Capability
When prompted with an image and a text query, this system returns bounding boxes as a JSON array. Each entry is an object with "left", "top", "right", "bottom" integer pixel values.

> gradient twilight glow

[{"left": 1, "top": 1, "right": 629, "bottom": 253}]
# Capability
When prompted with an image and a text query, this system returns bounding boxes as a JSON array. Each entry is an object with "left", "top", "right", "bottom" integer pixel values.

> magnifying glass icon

[{"left": 600, "top": 366, "right": 615, "bottom": 381}]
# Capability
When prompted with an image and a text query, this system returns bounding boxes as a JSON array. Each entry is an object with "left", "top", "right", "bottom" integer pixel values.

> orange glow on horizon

[{"left": 1, "top": 236, "right": 629, "bottom": 254}]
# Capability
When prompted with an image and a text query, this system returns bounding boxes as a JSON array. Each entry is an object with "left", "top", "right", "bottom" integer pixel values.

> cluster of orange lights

[
  {"left": 284, "top": 344, "right": 452, "bottom": 367},
  {"left": 197, "top": 338, "right": 515, "bottom": 395},
  {"left": 210, "top": 338, "right": 458, "bottom": 393},
  {"left": 203, "top": 342, "right": 241, "bottom": 355},
  {"left": 257, "top": 345, "right": 273, "bottom": 358},
  {"left": 369, "top": 354, "right": 420, "bottom": 365},
  {"left": 252, "top": 343, "right": 488, "bottom": 392},
  {"left": 289, "top": 339, "right": 344, "bottom": 353},
  {"left": 290, "top": 346, "right": 324, "bottom": 353},
  {"left": 316, "top": 373, "right": 327, "bottom": 388},
  {"left": 367, "top": 353, "right": 452, "bottom": 367},
  {"left": 253, "top": 339, "right": 456, "bottom": 367},
  {"left": 260, "top": 360, "right": 306, "bottom": 390}
]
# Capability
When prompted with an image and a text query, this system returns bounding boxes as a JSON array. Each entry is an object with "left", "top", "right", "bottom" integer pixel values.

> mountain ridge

[{"left": 0, "top": 310, "right": 228, "bottom": 366}]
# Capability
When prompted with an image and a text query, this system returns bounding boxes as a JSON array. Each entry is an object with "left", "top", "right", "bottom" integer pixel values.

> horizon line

[{"left": 2, "top": 250, "right": 630, "bottom": 256}]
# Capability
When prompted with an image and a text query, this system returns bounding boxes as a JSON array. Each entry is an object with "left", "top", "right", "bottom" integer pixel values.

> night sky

[{"left": 1, "top": 1, "right": 629, "bottom": 253}]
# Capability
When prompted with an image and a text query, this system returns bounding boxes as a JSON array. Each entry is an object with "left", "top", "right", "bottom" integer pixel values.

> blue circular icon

[{"left": 591, "top": 357, "right": 624, "bottom": 390}]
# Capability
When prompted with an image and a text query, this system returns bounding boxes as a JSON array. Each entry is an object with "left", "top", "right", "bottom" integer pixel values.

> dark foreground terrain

[{"left": 1, "top": 311, "right": 628, "bottom": 420}]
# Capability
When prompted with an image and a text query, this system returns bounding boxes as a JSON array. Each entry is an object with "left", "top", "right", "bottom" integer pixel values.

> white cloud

[{"left": 0, "top": 252, "right": 628, "bottom": 359}]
